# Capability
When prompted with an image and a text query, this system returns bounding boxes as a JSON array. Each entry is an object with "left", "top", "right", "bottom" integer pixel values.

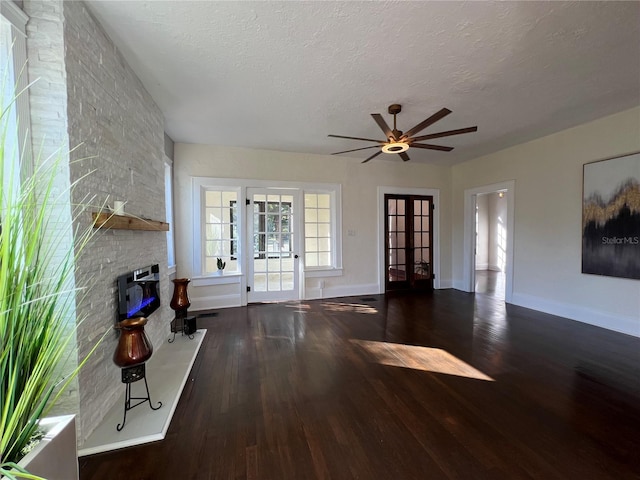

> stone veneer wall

[
  {"left": 61, "top": 1, "right": 171, "bottom": 444},
  {"left": 23, "top": 0, "right": 78, "bottom": 417}
]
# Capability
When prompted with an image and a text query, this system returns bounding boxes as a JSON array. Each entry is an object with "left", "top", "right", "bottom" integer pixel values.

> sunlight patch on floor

[
  {"left": 321, "top": 302, "right": 378, "bottom": 314},
  {"left": 284, "top": 302, "right": 311, "bottom": 313},
  {"left": 350, "top": 339, "right": 494, "bottom": 381}
]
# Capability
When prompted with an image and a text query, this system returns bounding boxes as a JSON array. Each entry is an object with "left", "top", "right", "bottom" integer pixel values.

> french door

[
  {"left": 246, "top": 188, "right": 301, "bottom": 302},
  {"left": 385, "top": 194, "right": 433, "bottom": 291}
]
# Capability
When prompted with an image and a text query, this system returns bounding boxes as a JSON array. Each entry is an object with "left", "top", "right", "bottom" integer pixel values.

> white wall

[
  {"left": 488, "top": 192, "right": 507, "bottom": 271},
  {"left": 174, "top": 144, "right": 452, "bottom": 308},
  {"left": 475, "top": 194, "right": 489, "bottom": 269},
  {"left": 452, "top": 107, "right": 640, "bottom": 337}
]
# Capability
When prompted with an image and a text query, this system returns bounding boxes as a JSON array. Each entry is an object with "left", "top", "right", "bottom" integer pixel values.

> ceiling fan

[{"left": 328, "top": 104, "right": 477, "bottom": 163}]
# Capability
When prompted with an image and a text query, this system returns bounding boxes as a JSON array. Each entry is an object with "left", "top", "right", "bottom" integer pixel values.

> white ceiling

[{"left": 84, "top": 1, "right": 640, "bottom": 165}]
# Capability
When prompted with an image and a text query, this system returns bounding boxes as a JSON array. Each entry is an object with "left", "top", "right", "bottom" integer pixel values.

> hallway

[{"left": 475, "top": 269, "right": 506, "bottom": 300}]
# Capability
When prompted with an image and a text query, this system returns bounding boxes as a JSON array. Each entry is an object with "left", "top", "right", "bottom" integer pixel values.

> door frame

[
  {"left": 246, "top": 187, "right": 303, "bottom": 303},
  {"left": 384, "top": 193, "right": 434, "bottom": 291},
  {"left": 462, "top": 180, "right": 515, "bottom": 303},
  {"left": 377, "top": 186, "right": 441, "bottom": 293}
]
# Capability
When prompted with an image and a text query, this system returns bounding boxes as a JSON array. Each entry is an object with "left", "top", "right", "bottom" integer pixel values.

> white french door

[{"left": 246, "top": 188, "right": 301, "bottom": 302}]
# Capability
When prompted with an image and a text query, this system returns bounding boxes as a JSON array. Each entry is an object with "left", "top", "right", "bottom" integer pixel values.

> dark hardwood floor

[
  {"left": 475, "top": 270, "right": 505, "bottom": 300},
  {"left": 80, "top": 290, "right": 640, "bottom": 479}
]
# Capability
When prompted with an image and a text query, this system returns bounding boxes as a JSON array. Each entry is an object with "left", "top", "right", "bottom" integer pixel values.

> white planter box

[{"left": 10, "top": 415, "right": 79, "bottom": 480}]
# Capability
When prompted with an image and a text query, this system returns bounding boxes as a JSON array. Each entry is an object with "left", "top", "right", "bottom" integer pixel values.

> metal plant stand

[
  {"left": 116, "top": 363, "right": 162, "bottom": 432},
  {"left": 169, "top": 277, "right": 196, "bottom": 343},
  {"left": 169, "top": 311, "right": 196, "bottom": 343}
]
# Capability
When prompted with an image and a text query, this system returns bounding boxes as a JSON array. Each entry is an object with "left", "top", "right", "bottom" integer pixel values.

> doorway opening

[
  {"left": 463, "top": 181, "right": 514, "bottom": 303},
  {"left": 474, "top": 191, "right": 507, "bottom": 300}
]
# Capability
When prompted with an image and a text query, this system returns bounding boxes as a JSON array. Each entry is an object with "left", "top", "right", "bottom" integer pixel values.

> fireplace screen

[{"left": 116, "top": 264, "right": 160, "bottom": 321}]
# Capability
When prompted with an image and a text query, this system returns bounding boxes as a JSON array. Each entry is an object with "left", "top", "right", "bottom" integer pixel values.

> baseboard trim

[
  {"left": 475, "top": 265, "right": 502, "bottom": 272},
  {"left": 188, "top": 285, "right": 383, "bottom": 309},
  {"left": 305, "top": 287, "right": 323, "bottom": 300},
  {"left": 322, "top": 283, "right": 379, "bottom": 299},
  {"left": 190, "top": 294, "right": 240, "bottom": 311},
  {"left": 185, "top": 280, "right": 459, "bottom": 307},
  {"left": 452, "top": 280, "right": 469, "bottom": 292},
  {"left": 510, "top": 292, "right": 639, "bottom": 338}
]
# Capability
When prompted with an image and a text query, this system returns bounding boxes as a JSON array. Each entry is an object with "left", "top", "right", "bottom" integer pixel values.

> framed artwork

[{"left": 582, "top": 151, "right": 640, "bottom": 280}]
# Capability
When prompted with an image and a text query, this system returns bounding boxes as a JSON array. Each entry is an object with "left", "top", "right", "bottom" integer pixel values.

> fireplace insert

[{"left": 116, "top": 264, "right": 160, "bottom": 321}]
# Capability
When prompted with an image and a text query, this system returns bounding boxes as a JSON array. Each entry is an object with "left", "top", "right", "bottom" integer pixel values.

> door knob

[{"left": 294, "top": 254, "right": 299, "bottom": 259}]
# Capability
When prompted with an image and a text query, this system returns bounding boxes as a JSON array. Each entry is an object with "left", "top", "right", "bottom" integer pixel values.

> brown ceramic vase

[
  {"left": 170, "top": 278, "right": 191, "bottom": 311},
  {"left": 113, "top": 317, "right": 153, "bottom": 368}
]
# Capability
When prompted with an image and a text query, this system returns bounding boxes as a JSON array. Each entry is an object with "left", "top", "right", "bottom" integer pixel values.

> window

[
  {"left": 229, "top": 200, "right": 238, "bottom": 259},
  {"left": 164, "top": 161, "right": 175, "bottom": 268},
  {"left": 0, "top": 2, "right": 32, "bottom": 178},
  {"left": 1, "top": 14, "right": 19, "bottom": 192},
  {"left": 252, "top": 197, "right": 291, "bottom": 259},
  {"left": 203, "top": 189, "right": 238, "bottom": 273},
  {"left": 1, "top": 4, "right": 30, "bottom": 197},
  {"left": 193, "top": 178, "right": 341, "bottom": 281},
  {"left": 304, "top": 193, "right": 332, "bottom": 268}
]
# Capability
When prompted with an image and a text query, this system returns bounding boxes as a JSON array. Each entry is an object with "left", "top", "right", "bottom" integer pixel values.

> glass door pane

[
  {"left": 385, "top": 194, "right": 433, "bottom": 291},
  {"left": 387, "top": 197, "right": 407, "bottom": 282},
  {"left": 248, "top": 189, "right": 299, "bottom": 302},
  {"left": 412, "top": 198, "right": 432, "bottom": 285}
]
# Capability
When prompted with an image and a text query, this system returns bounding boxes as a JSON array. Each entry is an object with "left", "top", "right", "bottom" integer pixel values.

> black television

[{"left": 116, "top": 264, "right": 160, "bottom": 321}]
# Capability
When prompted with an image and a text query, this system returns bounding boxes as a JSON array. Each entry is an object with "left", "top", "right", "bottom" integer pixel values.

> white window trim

[
  {"left": 1, "top": 2, "right": 28, "bottom": 33},
  {"left": 192, "top": 177, "right": 343, "bottom": 281},
  {"left": 164, "top": 157, "right": 176, "bottom": 270},
  {"left": 191, "top": 273, "right": 242, "bottom": 288},
  {"left": 193, "top": 181, "right": 242, "bottom": 277},
  {"left": 1, "top": 1, "right": 32, "bottom": 177}
]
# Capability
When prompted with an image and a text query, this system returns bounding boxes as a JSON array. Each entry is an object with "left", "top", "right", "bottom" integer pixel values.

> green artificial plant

[{"left": 0, "top": 89, "right": 104, "bottom": 479}]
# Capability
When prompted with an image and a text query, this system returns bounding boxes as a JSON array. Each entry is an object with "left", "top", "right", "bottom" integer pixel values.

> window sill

[
  {"left": 305, "top": 268, "right": 343, "bottom": 278},
  {"left": 192, "top": 274, "right": 242, "bottom": 287}
]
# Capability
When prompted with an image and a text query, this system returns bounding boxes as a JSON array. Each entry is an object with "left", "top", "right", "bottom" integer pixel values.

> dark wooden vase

[
  {"left": 113, "top": 317, "right": 153, "bottom": 368},
  {"left": 170, "top": 278, "right": 191, "bottom": 311}
]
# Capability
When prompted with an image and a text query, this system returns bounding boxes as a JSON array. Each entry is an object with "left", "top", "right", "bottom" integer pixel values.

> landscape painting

[{"left": 582, "top": 152, "right": 640, "bottom": 280}]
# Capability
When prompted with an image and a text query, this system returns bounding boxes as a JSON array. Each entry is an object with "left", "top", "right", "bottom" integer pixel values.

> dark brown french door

[{"left": 385, "top": 194, "right": 433, "bottom": 291}]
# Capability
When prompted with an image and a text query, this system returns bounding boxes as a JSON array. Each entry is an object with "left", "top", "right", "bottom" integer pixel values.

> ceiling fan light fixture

[
  {"left": 382, "top": 142, "right": 409, "bottom": 154},
  {"left": 329, "top": 105, "right": 477, "bottom": 163}
]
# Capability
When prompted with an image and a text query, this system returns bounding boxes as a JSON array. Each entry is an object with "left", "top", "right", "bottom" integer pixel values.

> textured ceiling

[{"left": 84, "top": 1, "right": 640, "bottom": 165}]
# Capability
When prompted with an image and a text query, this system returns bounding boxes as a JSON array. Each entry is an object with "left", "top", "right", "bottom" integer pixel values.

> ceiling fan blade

[
  {"left": 371, "top": 114, "right": 394, "bottom": 140},
  {"left": 404, "top": 108, "right": 452, "bottom": 138},
  {"left": 328, "top": 134, "right": 385, "bottom": 143},
  {"left": 331, "top": 145, "right": 381, "bottom": 155},
  {"left": 411, "top": 143, "right": 454, "bottom": 152},
  {"left": 362, "top": 150, "right": 383, "bottom": 163},
  {"left": 411, "top": 126, "right": 478, "bottom": 142},
  {"left": 398, "top": 151, "right": 410, "bottom": 162}
]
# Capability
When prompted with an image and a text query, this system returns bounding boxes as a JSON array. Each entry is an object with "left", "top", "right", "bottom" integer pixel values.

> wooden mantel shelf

[{"left": 92, "top": 212, "right": 169, "bottom": 231}]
